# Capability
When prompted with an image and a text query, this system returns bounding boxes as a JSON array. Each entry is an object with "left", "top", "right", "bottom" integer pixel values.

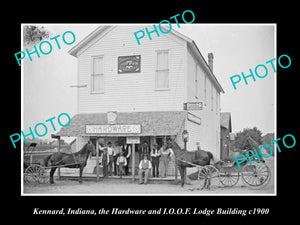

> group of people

[
  {"left": 138, "top": 141, "right": 174, "bottom": 184},
  {"left": 99, "top": 141, "right": 131, "bottom": 178},
  {"left": 98, "top": 140, "right": 174, "bottom": 184}
]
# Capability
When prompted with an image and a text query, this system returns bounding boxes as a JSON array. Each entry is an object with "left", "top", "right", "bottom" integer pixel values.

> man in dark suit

[{"left": 139, "top": 141, "right": 150, "bottom": 162}]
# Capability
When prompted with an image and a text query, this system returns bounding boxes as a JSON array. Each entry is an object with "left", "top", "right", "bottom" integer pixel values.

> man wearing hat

[
  {"left": 150, "top": 143, "right": 160, "bottom": 177},
  {"left": 138, "top": 154, "right": 152, "bottom": 184},
  {"left": 139, "top": 140, "right": 150, "bottom": 162}
]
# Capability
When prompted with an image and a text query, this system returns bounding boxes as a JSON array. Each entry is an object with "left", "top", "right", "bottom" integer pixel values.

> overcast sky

[{"left": 22, "top": 24, "right": 275, "bottom": 140}]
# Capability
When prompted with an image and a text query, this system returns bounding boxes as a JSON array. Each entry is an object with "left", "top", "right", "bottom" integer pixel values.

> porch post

[
  {"left": 96, "top": 138, "right": 100, "bottom": 182},
  {"left": 131, "top": 144, "right": 135, "bottom": 183},
  {"left": 175, "top": 164, "right": 178, "bottom": 181},
  {"left": 57, "top": 136, "right": 61, "bottom": 179},
  {"left": 173, "top": 135, "right": 178, "bottom": 181}
]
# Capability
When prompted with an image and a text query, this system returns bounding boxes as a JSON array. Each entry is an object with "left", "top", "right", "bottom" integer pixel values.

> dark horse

[
  {"left": 167, "top": 140, "right": 214, "bottom": 187},
  {"left": 44, "top": 141, "right": 96, "bottom": 184}
]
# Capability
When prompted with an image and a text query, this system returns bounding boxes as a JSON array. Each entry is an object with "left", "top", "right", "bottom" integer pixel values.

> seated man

[{"left": 138, "top": 154, "right": 152, "bottom": 184}]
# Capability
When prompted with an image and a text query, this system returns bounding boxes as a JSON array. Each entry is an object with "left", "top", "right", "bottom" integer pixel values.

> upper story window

[
  {"left": 91, "top": 56, "right": 104, "bottom": 93},
  {"left": 155, "top": 50, "right": 169, "bottom": 90}
]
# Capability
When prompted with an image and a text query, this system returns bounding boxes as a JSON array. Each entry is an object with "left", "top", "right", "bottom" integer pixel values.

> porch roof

[{"left": 56, "top": 111, "right": 187, "bottom": 137}]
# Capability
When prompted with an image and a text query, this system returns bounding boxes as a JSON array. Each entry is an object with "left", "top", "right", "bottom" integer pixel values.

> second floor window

[
  {"left": 156, "top": 50, "right": 169, "bottom": 89},
  {"left": 91, "top": 56, "right": 104, "bottom": 93}
]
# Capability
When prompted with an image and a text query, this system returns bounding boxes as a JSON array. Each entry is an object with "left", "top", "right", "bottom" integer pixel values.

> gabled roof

[
  {"left": 68, "top": 25, "right": 224, "bottom": 93},
  {"left": 220, "top": 112, "right": 232, "bottom": 132},
  {"left": 57, "top": 111, "right": 187, "bottom": 137},
  {"left": 187, "top": 40, "right": 224, "bottom": 93},
  {"left": 68, "top": 26, "right": 111, "bottom": 57}
]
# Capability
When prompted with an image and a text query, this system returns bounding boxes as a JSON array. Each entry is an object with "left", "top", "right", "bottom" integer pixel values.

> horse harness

[
  {"left": 72, "top": 153, "right": 79, "bottom": 165},
  {"left": 50, "top": 153, "right": 81, "bottom": 167},
  {"left": 174, "top": 149, "right": 199, "bottom": 166},
  {"left": 176, "top": 158, "right": 198, "bottom": 167}
]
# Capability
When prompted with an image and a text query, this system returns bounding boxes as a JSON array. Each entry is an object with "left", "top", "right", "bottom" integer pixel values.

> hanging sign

[
  {"left": 183, "top": 102, "right": 203, "bottom": 110},
  {"left": 187, "top": 113, "right": 201, "bottom": 125},
  {"left": 126, "top": 136, "right": 140, "bottom": 144},
  {"left": 118, "top": 55, "right": 141, "bottom": 73}
]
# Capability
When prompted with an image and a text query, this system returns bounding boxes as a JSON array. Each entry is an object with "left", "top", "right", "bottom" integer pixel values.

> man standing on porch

[
  {"left": 150, "top": 143, "right": 160, "bottom": 177},
  {"left": 139, "top": 141, "right": 150, "bottom": 162},
  {"left": 122, "top": 141, "right": 131, "bottom": 176},
  {"left": 138, "top": 154, "right": 152, "bottom": 184},
  {"left": 116, "top": 151, "right": 127, "bottom": 178},
  {"left": 101, "top": 147, "right": 109, "bottom": 178},
  {"left": 107, "top": 142, "right": 114, "bottom": 176},
  {"left": 159, "top": 144, "right": 174, "bottom": 178},
  {"left": 113, "top": 141, "right": 121, "bottom": 176}
]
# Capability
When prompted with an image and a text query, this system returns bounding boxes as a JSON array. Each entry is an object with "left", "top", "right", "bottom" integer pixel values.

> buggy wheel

[
  {"left": 24, "top": 164, "right": 48, "bottom": 184},
  {"left": 241, "top": 162, "right": 271, "bottom": 190},
  {"left": 219, "top": 167, "right": 240, "bottom": 187},
  {"left": 198, "top": 165, "right": 220, "bottom": 190}
]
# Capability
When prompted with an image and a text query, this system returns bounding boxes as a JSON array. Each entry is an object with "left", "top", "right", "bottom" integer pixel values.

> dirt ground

[{"left": 23, "top": 157, "right": 275, "bottom": 195}]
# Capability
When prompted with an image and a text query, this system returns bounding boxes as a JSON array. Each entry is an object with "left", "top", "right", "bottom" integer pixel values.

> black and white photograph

[
  {"left": 20, "top": 23, "right": 276, "bottom": 195},
  {"left": 4, "top": 4, "right": 299, "bottom": 221}
]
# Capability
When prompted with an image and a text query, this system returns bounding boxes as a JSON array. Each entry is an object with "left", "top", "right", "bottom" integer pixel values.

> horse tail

[
  {"left": 44, "top": 154, "right": 52, "bottom": 167},
  {"left": 207, "top": 152, "right": 214, "bottom": 164}
]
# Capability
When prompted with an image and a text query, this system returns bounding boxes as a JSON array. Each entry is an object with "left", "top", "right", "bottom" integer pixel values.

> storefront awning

[{"left": 56, "top": 111, "right": 187, "bottom": 137}]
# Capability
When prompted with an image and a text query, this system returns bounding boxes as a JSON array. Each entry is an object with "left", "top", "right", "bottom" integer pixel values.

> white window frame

[
  {"left": 155, "top": 50, "right": 170, "bottom": 91},
  {"left": 91, "top": 55, "right": 104, "bottom": 94}
]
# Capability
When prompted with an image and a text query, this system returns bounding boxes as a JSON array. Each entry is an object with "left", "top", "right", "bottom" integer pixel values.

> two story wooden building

[{"left": 57, "top": 25, "right": 224, "bottom": 178}]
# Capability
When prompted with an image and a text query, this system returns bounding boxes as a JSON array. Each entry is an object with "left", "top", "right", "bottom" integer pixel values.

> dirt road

[
  {"left": 23, "top": 157, "right": 275, "bottom": 195},
  {"left": 23, "top": 178, "right": 274, "bottom": 195}
]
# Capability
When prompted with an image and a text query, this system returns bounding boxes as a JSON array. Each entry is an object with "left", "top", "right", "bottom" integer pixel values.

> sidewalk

[
  {"left": 58, "top": 172, "right": 176, "bottom": 184},
  {"left": 58, "top": 167, "right": 176, "bottom": 183}
]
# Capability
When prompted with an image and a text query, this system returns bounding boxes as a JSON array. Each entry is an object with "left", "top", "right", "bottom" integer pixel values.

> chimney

[{"left": 208, "top": 53, "right": 214, "bottom": 72}]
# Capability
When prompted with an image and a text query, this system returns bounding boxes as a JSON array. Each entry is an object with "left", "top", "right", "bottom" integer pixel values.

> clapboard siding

[
  {"left": 73, "top": 25, "right": 222, "bottom": 160},
  {"left": 186, "top": 48, "right": 221, "bottom": 160},
  {"left": 77, "top": 26, "right": 186, "bottom": 114}
]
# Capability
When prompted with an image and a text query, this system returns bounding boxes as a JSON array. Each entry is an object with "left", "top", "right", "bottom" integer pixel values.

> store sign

[
  {"left": 126, "top": 136, "right": 140, "bottom": 144},
  {"left": 187, "top": 113, "right": 201, "bottom": 125},
  {"left": 183, "top": 102, "right": 203, "bottom": 110},
  {"left": 86, "top": 124, "right": 141, "bottom": 134},
  {"left": 118, "top": 55, "right": 141, "bottom": 73}
]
